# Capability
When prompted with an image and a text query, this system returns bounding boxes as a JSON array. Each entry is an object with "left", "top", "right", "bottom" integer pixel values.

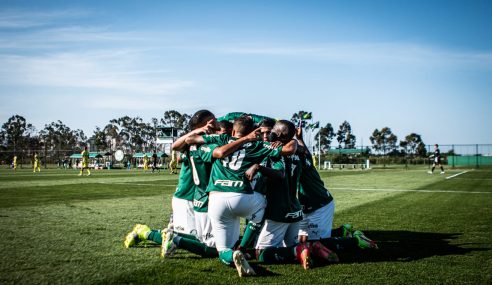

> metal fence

[{"left": 1, "top": 144, "right": 492, "bottom": 169}]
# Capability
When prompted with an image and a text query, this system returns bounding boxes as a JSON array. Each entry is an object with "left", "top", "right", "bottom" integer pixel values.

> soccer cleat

[
  {"left": 233, "top": 250, "right": 256, "bottom": 277},
  {"left": 295, "top": 243, "right": 312, "bottom": 270},
  {"left": 124, "top": 231, "right": 139, "bottom": 248},
  {"left": 440, "top": 171, "right": 445, "bottom": 174},
  {"left": 134, "top": 224, "right": 151, "bottom": 240},
  {"left": 353, "top": 230, "right": 378, "bottom": 249},
  {"left": 341, "top": 223, "right": 353, "bottom": 238},
  {"left": 310, "top": 241, "right": 339, "bottom": 263},
  {"left": 161, "top": 228, "right": 177, "bottom": 258},
  {"left": 427, "top": 171, "right": 433, "bottom": 174}
]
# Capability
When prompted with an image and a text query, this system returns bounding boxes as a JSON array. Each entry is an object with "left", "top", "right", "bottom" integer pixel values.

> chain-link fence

[{"left": 318, "top": 144, "right": 492, "bottom": 169}]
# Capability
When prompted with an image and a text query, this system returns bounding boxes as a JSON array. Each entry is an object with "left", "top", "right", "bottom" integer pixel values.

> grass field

[{"left": 0, "top": 166, "right": 491, "bottom": 284}]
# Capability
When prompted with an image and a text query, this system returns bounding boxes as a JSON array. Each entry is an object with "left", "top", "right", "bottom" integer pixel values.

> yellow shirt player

[
  {"left": 79, "top": 146, "right": 91, "bottom": 176},
  {"left": 169, "top": 150, "right": 177, "bottom": 174},
  {"left": 33, "top": 153, "right": 41, "bottom": 172},
  {"left": 13, "top": 155, "right": 17, "bottom": 172},
  {"left": 143, "top": 153, "right": 149, "bottom": 171},
  {"left": 312, "top": 153, "right": 318, "bottom": 170}
]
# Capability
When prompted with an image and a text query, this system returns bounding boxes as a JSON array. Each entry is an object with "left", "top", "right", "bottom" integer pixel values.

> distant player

[
  {"left": 151, "top": 150, "right": 159, "bottom": 173},
  {"left": 169, "top": 150, "right": 178, "bottom": 174},
  {"left": 143, "top": 153, "right": 149, "bottom": 172},
  {"left": 12, "top": 155, "right": 17, "bottom": 172},
  {"left": 79, "top": 146, "right": 91, "bottom": 176},
  {"left": 33, "top": 152, "right": 41, "bottom": 173},
  {"left": 428, "top": 144, "right": 445, "bottom": 174}
]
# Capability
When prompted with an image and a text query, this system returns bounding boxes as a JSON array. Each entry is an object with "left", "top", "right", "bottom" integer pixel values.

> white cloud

[
  {"left": 204, "top": 42, "right": 492, "bottom": 68},
  {"left": 0, "top": 50, "right": 194, "bottom": 94},
  {"left": 0, "top": 9, "right": 91, "bottom": 29}
]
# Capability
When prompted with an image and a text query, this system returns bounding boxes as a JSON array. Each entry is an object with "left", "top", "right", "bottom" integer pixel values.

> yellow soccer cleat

[
  {"left": 124, "top": 231, "right": 139, "bottom": 248},
  {"left": 135, "top": 224, "right": 151, "bottom": 240}
]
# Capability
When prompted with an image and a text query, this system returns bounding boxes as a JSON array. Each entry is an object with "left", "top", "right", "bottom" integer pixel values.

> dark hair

[
  {"left": 188, "top": 110, "right": 215, "bottom": 130},
  {"left": 233, "top": 115, "right": 254, "bottom": 135},
  {"left": 260, "top": 118, "right": 276, "bottom": 129},
  {"left": 218, "top": 120, "right": 232, "bottom": 130}
]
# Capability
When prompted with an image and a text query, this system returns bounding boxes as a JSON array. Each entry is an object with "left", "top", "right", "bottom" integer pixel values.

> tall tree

[
  {"left": 290, "top": 110, "right": 312, "bottom": 128},
  {"left": 400, "top": 133, "right": 425, "bottom": 156},
  {"left": 370, "top": 127, "right": 398, "bottom": 155},
  {"left": 0, "top": 115, "right": 34, "bottom": 153},
  {"left": 93, "top": 126, "right": 108, "bottom": 151},
  {"left": 314, "top": 123, "right": 335, "bottom": 153},
  {"left": 161, "top": 110, "right": 191, "bottom": 134},
  {"left": 336, "top": 121, "right": 356, "bottom": 149}
]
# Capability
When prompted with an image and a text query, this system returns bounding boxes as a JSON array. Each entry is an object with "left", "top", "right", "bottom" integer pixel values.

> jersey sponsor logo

[
  {"left": 243, "top": 142, "right": 252, "bottom": 148},
  {"left": 190, "top": 145, "right": 197, "bottom": 151},
  {"left": 263, "top": 143, "right": 276, "bottom": 150},
  {"left": 214, "top": 179, "right": 244, "bottom": 187},
  {"left": 285, "top": 210, "right": 303, "bottom": 219},
  {"left": 200, "top": 145, "right": 211, "bottom": 152},
  {"left": 193, "top": 199, "right": 204, "bottom": 207}
]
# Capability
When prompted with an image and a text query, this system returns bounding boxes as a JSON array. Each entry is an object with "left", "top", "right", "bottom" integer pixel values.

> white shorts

[
  {"left": 208, "top": 191, "right": 266, "bottom": 252},
  {"left": 171, "top": 196, "right": 197, "bottom": 236},
  {"left": 195, "top": 211, "right": 215, "bottom": 247},
  {"left": 298, "top": 201, "right": 335, "bottom": 240},
  {"left": 256, "top": 219, "right": 300, "bottom": 249}
]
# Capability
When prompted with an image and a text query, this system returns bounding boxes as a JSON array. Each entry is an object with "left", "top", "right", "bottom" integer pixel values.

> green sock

[
  {"left": 218, "top": 249, "right": 234, "bottom": 266},
  {"left": 320, "top": 237, "right": 358, "bottom": 251},
  {"left": 257, "top": 246, "right": 296, "bottom": 264},
  {"left": 176, "top": 232, "right": 199, "bottom": 241},
  {"left": 239, "top": 221, "right": 262, "bottom": 249},
  {"left": 175, "top": 237, "right": 218, "bottom": 258},
  {"left": 147, "top": 230, "right": 162, "bottom": 244}
]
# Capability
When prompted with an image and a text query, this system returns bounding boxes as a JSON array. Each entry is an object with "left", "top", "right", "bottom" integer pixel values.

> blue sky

[{"left": 0, "top": 0, "right": 491, "bottom": 146}]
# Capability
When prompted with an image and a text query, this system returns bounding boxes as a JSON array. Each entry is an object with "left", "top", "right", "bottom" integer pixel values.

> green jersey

[
  {"left": 189, "top": 144, "right": 217, "bottom": 212},
  {"left": 264, "top": 155, "right": 303, "bottom": 223},
  {"left": 217, "top": 112, "right": 274, "bottom": 125},
  {"left": 298, "top": 152, "right": 333, "bottom": 213},
  {"left": 250, "top": 157, "right": 269, "bottom": 195},
  {"left": 173, "top": 151, "right": 195, "bottom": 201},
  {"left": 202, "top": 134, "right": 282, "bottom": 194}
]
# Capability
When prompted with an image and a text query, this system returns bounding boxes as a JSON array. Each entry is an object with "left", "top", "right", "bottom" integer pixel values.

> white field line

[
  {"left": 445, "top": 170, "right": 470, "bottom": 180},
  {"left": 330, "top": 187, "right": 491, "bottom": 194}
]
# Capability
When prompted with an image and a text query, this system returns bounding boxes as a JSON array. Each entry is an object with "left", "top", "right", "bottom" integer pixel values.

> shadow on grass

[{"left": 336, "top": 230, "right": 490, "bottom": 263}]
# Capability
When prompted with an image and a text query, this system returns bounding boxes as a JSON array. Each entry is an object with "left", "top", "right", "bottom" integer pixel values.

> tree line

[{"left": 0, "top": 110, "right": 426, "bottom": 159}]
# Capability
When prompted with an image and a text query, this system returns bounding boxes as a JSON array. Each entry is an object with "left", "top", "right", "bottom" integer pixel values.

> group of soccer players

[{"left": 124, "top": 110, "right": 378, "bottom": 277}]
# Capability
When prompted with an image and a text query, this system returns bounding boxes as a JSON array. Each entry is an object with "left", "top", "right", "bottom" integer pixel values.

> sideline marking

[
  {"left": 331, "top": 187, "right": 490, "bottom": 194},
  {"left": 445, "top": 170, "right": 470, "bottom": 180}
]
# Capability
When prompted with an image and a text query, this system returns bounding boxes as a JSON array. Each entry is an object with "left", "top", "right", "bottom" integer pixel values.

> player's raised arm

[
  {"left": 173, "top": 119, "right": 215, "bottom": 151},
  {"left": 212, "top": 127, "right": 261, "bottom": 159}
]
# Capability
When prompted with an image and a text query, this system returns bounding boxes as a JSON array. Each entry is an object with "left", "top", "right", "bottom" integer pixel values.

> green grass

[{"left": 0, "top": 166, "right": 491, "bottom": 284}]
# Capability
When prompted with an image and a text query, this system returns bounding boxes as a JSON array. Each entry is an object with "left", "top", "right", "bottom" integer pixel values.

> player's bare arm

[
  {"left": 173, "top": 119, "right": 215, "bottom": 151},
  {"left": 212, "top": 127, "right": 261, "bottom": 159},
  {"left": 280, "top": 139, "right": 298, "bottom": 156},
  {"left": 245, "top": 163, "right": 284, "bottom": 181}
]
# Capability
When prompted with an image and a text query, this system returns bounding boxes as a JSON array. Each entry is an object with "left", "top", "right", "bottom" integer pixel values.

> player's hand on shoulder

[{"left": 245, "top": 164, "right": 260, "bottom": 181}]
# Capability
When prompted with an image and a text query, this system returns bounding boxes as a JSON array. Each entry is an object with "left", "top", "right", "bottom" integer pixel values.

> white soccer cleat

[
  {"left": 427, "top": 171, "right": 433, "bottom": 174},
  {"left": 440, "top": 171, "right": 445, "bottom": 174},
  {"left": 161, "top": 228, "right": 177, "bottom": 258},
  {"left": 233, "top": 250, "right": 256, "bottom": 277}
]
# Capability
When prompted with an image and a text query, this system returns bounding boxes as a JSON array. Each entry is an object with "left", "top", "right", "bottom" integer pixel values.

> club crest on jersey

[
  {"left": 214, "top": 179, "right": 244, "bottom": 187},
  {"left": 200, "top": 145, "right": 211, "bottom": 152},
  {"left": 243, "top": 142, "right": 252, "bottom": 148}
]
